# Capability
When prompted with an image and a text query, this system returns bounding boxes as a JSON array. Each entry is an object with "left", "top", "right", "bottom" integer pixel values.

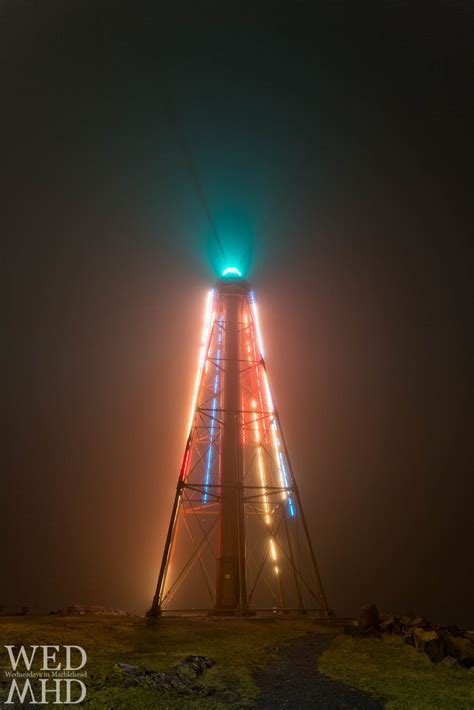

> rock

[
  {"left": 380, "top": 615, "right": 396, "bottom": 633},
  {"left": 115, "top": 655, "right": 215, "bottom": 695},
  {"left": 413, "top": 628, "right": 445, "bottom": 662},
  {"left": 445, "top": 624, "right": 463, "bottom": 637},
  {"left": 175, "top": 656, "right": 213, "bottom": 683},
  {"left": 379, "top": 614, "right": 395, "bottom": 628},
  {"left": 408, "top": 616, "right": 430, "bottom": 629},
  {"left": 392, "top": 617, "right": 403, "bottom": 635},
  {"left": 183, "top": 655, "right": 214, "bottom": 675},
  {"left": 152, "top": 677, "right": 174, "bottom": 691},
  {"left": 379, "top": 612, "right": 404, "bottom": 634},
  {"left": 378, "top": 611, "right": 438, "bottom": 638},
  {"left": 400, "top": 614, "right": 413, "bottom": 627},
  {"left": 169, "top": 675, "right": 191, "bottom": 693},
  {"left": 359, "top": 603, "right": 380, "bottom": 631},
  {"left": 444, "top": 636, "right": 474, "bottom": 667},
  {"left": 117, "top": 663, "right": 140, "bottom": 675}
]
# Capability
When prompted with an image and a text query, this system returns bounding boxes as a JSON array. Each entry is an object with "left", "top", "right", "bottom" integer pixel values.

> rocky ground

[
  {"left": 349, "top": 603, "right": 474, "bottom": 669},
  {"left": 1, "top": 607, "right": 472, "bottom": 707}
]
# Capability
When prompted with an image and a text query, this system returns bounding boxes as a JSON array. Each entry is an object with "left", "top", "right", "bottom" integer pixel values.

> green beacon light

[{"left": 222, "top": 266, "right": 242, "bottom": 278}]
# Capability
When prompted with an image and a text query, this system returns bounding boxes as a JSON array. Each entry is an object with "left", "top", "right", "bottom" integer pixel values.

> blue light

[
  {"left": 278, "top": 452, "right": 296, "bottom": 517},
  {"left": 222, "top": 266, "right": 242, "bottom": 277},
  {"left": 204, "top": 315, "right": 223, "bottom": 501}
]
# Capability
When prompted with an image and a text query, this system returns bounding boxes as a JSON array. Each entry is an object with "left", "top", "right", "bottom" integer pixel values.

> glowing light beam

[
  {"left": 204, "top": 314, "right": 223, "bottom": 501},
  {"left": 186, "top": 289, "right": 215, "bottom": 436},
  {"left": 249, "top": 290, "right": 265, "bottom": 359},
  {"left": 249, "top": 292, "right": 294, "bottom": 516}
]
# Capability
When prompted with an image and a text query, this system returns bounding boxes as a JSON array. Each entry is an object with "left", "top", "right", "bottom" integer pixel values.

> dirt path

[{"left": 254, "top": 632, "right": 384, "bottom": 709}]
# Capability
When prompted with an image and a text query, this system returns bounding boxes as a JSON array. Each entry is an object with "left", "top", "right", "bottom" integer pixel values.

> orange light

[{"left": 186, "top": 290, "right": 215, "bottom": 435}]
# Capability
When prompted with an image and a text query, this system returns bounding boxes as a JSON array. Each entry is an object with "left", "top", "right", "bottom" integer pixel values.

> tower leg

[
  {"left": 281, "top": 501, "right": 305, "bottom": 610},
  {"left": 148, "top": 481, "right": 182, "bottom": 617},
  {"left": 277, "top": 416, "right": 329, "bottom": 615},
  {"left": 294, "top": 486, "right": 329, "bottom": 615}
]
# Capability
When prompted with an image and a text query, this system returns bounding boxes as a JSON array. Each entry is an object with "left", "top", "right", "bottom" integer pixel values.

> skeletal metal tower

[{"left": 149, "top": 272, "right": 329, "bottom": 616}]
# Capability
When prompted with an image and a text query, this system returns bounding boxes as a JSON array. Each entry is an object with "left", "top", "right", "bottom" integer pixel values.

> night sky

[{"left": 3, "top": 2, "right": 473, "bottom": 626}]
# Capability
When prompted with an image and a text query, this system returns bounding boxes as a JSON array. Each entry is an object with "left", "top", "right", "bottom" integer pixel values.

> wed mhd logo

[{"left": 3, "top": 645, "right": 87, "bottom": 705}]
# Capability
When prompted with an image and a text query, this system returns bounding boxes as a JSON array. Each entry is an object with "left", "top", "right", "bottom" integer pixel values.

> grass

[
  {"left": 0, "top": 615, "right": 317, "bottom": 708},
  {"left": 319, "top": 634, "right": 474, "bottom": 710}
]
